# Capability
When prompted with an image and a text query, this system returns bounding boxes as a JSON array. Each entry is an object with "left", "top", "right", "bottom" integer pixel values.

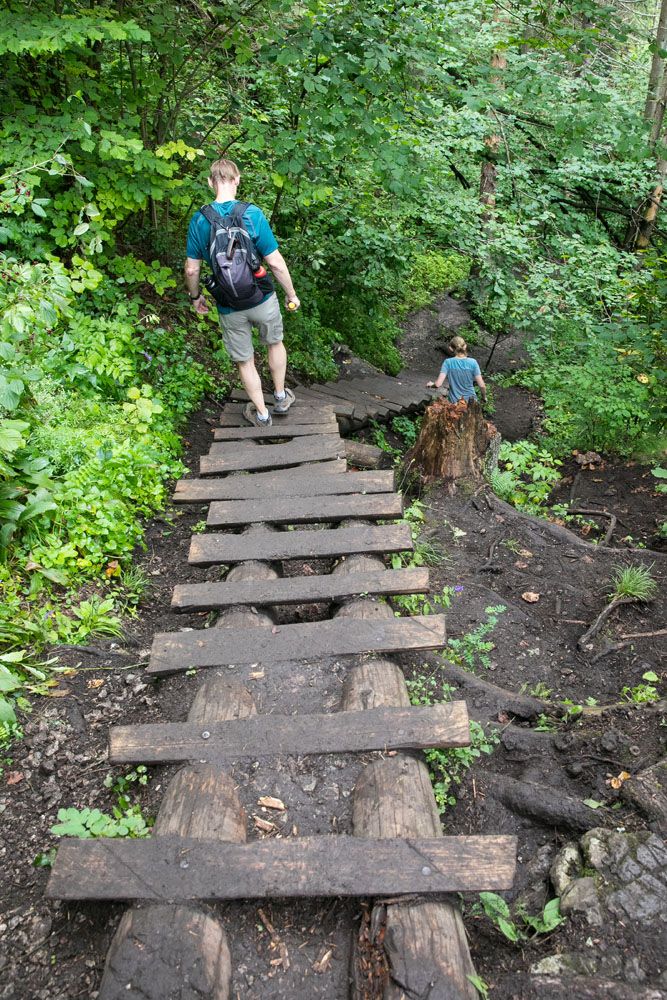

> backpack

[{"left": 199, "top": 202, "right": 273, "bottom": 309}]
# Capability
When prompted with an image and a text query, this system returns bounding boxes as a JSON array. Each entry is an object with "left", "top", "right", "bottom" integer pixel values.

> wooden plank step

[
  {"left": 322, "top": 381, "right": 404, "bottom": 413},
  {"left": 171, "top": 567, "right": 429, "bottom": 611},
  {"left": 108, "top": 702, "right": 470, "bottom": 765},
  {"left": 200, "top": 436, "right": 344, "bottom": 475},
  {"left": 291, "top": 386, "right": 356, "bottom": 417},
  {"left": 218, "top": 410, "right": 337, "bottom": 427},
  {"left": 345, "top": 376, "right": 430, "bottom": 408},
  {"left": 147, "top": 613, "right": 446, "bottom": 676},
  {"left": 212, "top": 422, "right": 338, "bottom": 440},
  {"left": 189, "top": 523, "right": 412, "bottom": 565},
  {"left": 173, "top": 468, "right": 391, "bottom": 503},
  {"left": 226, "top": 393, "right": 355, "bottom": 418},
  {"left": 47, "top": 833, "right": 517, "bottom": 901},
  {"left": 315, "top": 383, "right": 395, "bottom": 416},
  {"left": 206, "top": 491, "right": 403, "bottom": 527}
]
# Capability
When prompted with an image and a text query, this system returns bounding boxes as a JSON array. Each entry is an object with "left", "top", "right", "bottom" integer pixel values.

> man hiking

[{"left": 184, "top": 158, "right": 300, "bottom": 426}]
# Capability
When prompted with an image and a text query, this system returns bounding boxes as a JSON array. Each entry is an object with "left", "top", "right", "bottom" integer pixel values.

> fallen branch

[
  {"left": 577, "top": 596, "right": 636, "bottom": 650},
  {"left": 620, "top": 627, "right": 667, "bottom": 640},
  {"left": 568, "top": 508, "right": 617, "bottom": 546}
]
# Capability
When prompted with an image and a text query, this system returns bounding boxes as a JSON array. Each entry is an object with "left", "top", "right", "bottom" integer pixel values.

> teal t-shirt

[
  {"left": 186, "top": 200, "right": 278, "bottom": 314},
  {"left": 440, "top": 356, "right": 481, "bottom": 403}
]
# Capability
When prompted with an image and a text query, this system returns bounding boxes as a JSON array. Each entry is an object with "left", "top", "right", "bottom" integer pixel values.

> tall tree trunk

[
  {"left": 480, "top": 51, "right": 507, "bottom": 215},
  {"left": 627, "top": 0, "right": 667, "bottom": 248},
  {"left": 645, "top": 0, "right": 667, "bottom": 121}
]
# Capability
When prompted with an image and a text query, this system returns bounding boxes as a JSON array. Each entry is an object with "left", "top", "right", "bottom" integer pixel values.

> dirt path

[{"left": 1, "top": 311, "right": 666, "bottom": 998}]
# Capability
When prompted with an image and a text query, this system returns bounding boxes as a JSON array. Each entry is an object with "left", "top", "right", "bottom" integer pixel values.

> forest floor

[{"left": 0, "top": 295, "right": 665, "bottom": 999}]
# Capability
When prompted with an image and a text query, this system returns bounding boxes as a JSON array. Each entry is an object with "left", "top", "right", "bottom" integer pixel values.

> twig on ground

[
  {"left": 620, "top": 627, "right": 667, "bottom": 640},
  {"left": 568, "top": 508, "right": 617, "bottom": 546},
  {"left": 577, "top": 595, "right": 636, "bottom": 649}
]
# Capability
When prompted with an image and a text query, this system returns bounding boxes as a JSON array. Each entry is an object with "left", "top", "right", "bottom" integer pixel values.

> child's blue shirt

[{"left": 440, "top": 356, "right": 481, "bottom": 402}]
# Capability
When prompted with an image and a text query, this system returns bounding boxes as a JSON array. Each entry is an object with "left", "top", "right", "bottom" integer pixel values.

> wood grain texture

[
  {"left": 172, "top": 566, "right": 428, "bottom": 612},
  {"left": 188, "top": 523, "right": 413, "bottom": 565},
  {"left": 206, "top": 491, "right": 403, "bottom": 527},
  {"left": 212, "top": 421, "right": 338, "bottom": 440},
  {"left": 173, "top": 468, "right": 391, "bottom": 503},
  {"left": 47, "top": 834, "right": 517, "bottom": 901},
  {"left": 201, "top": 435, "right": 343, "bottom": 475},
  {"left": 98, "top": 906, "right": 231, "bottom": 1000},
  {"left": 108, "top": 702, "right": 470, "bottom": 764},
  {"left": 147, "top": 614, "right": 447, "bottom": 676}
]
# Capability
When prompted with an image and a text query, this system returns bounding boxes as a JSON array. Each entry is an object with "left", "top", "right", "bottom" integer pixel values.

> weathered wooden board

[
  {"left": 200, "top": 435, "right": 344, "bottom": 475},
  {"left": 147, "top": 613, "right": 447, "bottom": 676},
  {"left": 206, "top": 491, "right": 403, "bottom": 527},
  {"left": 291, "top": 386, "right": 356, "bottom": 414},
  {"left": 322, "top": 381, "right": 404, "bottom": 413},
  {"left": 208, "top": 433, "right": 342, "bottom": 457},
  {"left": 109, "top": 702, "right": 470, "bottom": 765},
  {"left": 218, "top": 410, "right": 337, "bottom": 427},
  {"left": 172, "top": 566, "right": 430, "bottom": 611},
  {"left": 212, "top": 422, "right": 338, "bottom": 441},
  {"left": 189, "top": 523, "right": 412, "bottom": 565},
  {"left": 221, "top": 400, "right": 336, "bottom": 417},
  {"left": 314, "top": 383, "right": 396, "bottom": 416},
  {"left": 173, "top": 467, "right": 394, "bottom": 503},
  {"left": 47, "top": 833, "right": 517, "bottom": 901},
  {"left": 345, "top": 376, "right": 429, "bottom": 409}
]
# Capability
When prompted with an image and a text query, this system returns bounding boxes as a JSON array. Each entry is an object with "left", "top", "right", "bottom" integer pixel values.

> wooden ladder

[{"left": 47, "top": 394, "right": 516, "bottom": 999}]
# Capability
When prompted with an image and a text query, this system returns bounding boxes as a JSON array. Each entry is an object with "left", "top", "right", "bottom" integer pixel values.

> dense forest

[{"left": 0, "top": 0, "right": 665, "bottom": 733}]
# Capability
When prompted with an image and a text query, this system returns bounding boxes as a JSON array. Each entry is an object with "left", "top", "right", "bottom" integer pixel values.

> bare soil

[{"left": 1, "top": 318, "right": 666, "bottom": 999}]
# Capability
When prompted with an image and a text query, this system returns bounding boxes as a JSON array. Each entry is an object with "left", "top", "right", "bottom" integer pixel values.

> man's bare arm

[{"left": 264, "top": 249, "right": 300, "bottom": 309}]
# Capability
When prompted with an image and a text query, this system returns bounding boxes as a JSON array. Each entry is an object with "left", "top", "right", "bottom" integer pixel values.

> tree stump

[{"left": 405, "top": 398, "right": 499, "bottom": 490}]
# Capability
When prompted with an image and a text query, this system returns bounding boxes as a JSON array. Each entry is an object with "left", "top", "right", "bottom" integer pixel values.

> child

[{"left": 426, "top": 336, "right": 487, "bottom": 404}]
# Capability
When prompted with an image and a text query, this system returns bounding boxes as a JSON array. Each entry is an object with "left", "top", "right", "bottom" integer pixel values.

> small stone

[
  {"left": 550, "top": 842, "right": 582, "bottom": 895},
  {"left": 560, "top": 877, "right": 604, "bottom": 925}
]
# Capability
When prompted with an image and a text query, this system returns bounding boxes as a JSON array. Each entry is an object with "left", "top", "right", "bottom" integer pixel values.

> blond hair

[
  {"left": 209, "top": 158, "right": 240, "bottom": 186},
  {"left": 449, "top": 336, "right": 468, "bottom": 354}
]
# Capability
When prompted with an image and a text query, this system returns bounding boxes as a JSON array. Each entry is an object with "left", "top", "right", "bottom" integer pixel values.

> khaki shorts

[{"left": 218, "top": 293, "right": 284, "bottom": 362}]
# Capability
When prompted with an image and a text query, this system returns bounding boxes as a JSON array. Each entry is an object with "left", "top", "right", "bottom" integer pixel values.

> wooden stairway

[
  {"left": 46, "top": 392, "right": 515, "bottom": 999},
  {"left": 229, "top": 366, "right": 437, "bottom": 429}
]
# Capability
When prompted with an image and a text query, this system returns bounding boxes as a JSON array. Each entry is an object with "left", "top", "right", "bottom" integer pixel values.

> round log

[
  {"left": 99, "top": 905, "right": 230, "bottom": 1000},
  {"left": 345, "top": 439, "right": 385, "bottom": 469},
  {"left": 153, "top": 768, "right": 246, "bottom": 841},
  {"left": 340, "top": 620, "right": 478, "bottom": 998},
  {"left": 342, "top": 660, "right": 410, "bottom": 711}
]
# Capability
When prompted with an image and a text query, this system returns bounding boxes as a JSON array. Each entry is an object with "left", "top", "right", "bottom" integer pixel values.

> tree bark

[
  {"left": 405, "top": 398, "right": 499, "bottom": 490},
  {"left": 480, "top": 51, "right": 507, "bottom": 214}
]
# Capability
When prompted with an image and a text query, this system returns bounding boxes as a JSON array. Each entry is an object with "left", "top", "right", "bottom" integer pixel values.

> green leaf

[
  {"left": 30, "top": 201, "right": 47, "bottom": 218},
  {"left": 583, "top": 798, "right": 604, "bottom": 809},
  {"left": 0, "top": 696, "right": 17, "bottom": 723}
]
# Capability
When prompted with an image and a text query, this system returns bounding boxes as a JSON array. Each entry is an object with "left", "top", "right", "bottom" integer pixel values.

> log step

[
  {"left": 109, "top": 702, "right": 470, "bottom": 765},
  {"left": 200, "top": 435, "right": 343, "bottom": 475},
  {"left": 206, "top": 491, "right": 403, "bottom": 527},
  {"left": 188, "top": 523, "right": 412, "bottom": 565},
  {"left": 171, "top": 566, "right": 429, "bottom": 611},
  {"left": 147, "top": 613, "right": 447, "bottom": 676},
  {"left": 47, "top": 834, "right": 517, "bottom": 901},
  {"left": 173, "top": 468, "right": 391, "bottom": 503},
  {"left": 227, "top": 392, "right": 355, "bottom": 418},
  {"left": 212, "top": 421, "right": 338, "bottom": 440}
]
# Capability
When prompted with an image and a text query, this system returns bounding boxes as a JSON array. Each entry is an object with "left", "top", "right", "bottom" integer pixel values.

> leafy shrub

[
  {"left": 490, "top": 440, "right": 562, "bottom": 513},
  {"left": 398, "top": 251, "right": 471, "bottom": 314}
]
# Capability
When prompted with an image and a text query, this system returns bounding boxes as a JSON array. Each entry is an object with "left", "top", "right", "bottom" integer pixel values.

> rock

[
  {"left": 580, "top": 828, "right": 667, "bottom": 925},
  {"left": 551, "top": 842, "right": 583, "bottom": 895},
  {"left": 560, "top": 877, "right": 604, "bottom": 925}
]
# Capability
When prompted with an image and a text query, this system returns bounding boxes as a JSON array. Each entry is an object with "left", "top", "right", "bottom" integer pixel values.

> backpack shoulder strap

[
  {"left": 199, "top": 204, "right": 221, "bottom": 227},
  {"left": 231, "top": 201, "right": 250, "bottom": 227}
]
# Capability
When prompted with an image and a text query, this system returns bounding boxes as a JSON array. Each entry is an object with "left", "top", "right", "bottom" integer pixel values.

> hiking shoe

[
  {"left": 272, "top": 387, "right": 296, "bottom": 415},
  {"left": 243, "top": 402, "right": 272, "bottom": 428}
]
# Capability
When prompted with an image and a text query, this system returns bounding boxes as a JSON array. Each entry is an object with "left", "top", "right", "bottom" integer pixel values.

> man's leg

[
  {"left": 237, "top": 357, "right": 270, "bottom": 419},
  {"left": 267, "top": 341, "right": 287, "bottom": 397},
  {"left": 219, "top": 311, "right": 270, "bottom": 421}
]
